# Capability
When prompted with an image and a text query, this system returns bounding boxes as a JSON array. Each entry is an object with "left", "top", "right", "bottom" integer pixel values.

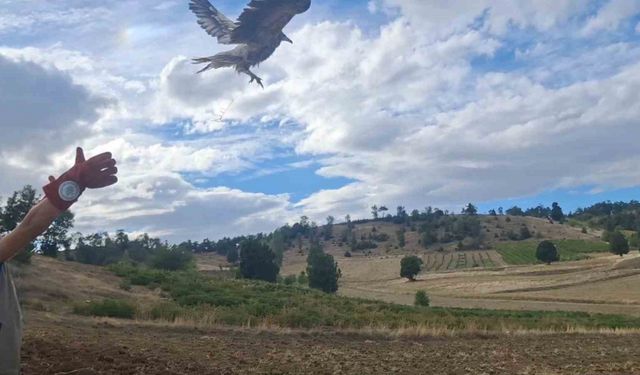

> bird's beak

[{"left": 283, "top": 36, "right": 293, "bottom": 44}]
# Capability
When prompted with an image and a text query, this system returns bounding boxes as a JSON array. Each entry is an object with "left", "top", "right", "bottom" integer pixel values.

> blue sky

[{"left": 1, "top": 0, "right": 640, "bottom": 241}]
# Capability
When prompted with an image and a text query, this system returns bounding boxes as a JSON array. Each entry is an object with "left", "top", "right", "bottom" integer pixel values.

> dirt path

[{"left": 21, "top": 312, "right": 640, "bottom": 375}]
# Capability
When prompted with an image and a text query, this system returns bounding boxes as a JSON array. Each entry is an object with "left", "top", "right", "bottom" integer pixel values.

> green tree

[
  {"left": 462, "top": 203, "right": 478, "bottom": 215},
  {"left": 396, "top": 230, "right": 406, "bottom": 248},
  {"left": 421, "top": 230, "right": 438, "bottom": 248},
  {"left": 414, "top": 290, "right": 430, "bottom": 307},
  {"left": 395, "top": 206, "right": 408, "bottom": 223},
  {"left": 506, "top": 206, "right": 524, "bottom": 216},
  {"left": 324, "top": 216, "right": 335, "bottom": 241},
  {"left": 378, "top": 206, "right": 389, "bottom": 219},
  {"left": 239, "top": 239, "right": 279, "bottom": 282},
  {"left": 307, "top": 249, "right": 341, "bottom": 293},
  {"left": 270, "top": 230, "right": 286, "bottom": 266},
  {"left": 1, "top": 186, "right": 39, "bottom": 263},
  {"left": 609, "top": 231, "right": 630, "bottom": 257},
  {"left": 550, "top": 202, "right": 565, "bottom": 223},
  {"left": 226, "top": 245, "right": 239, "bottom": 264},
  {"left": 40, "top": 210, "right": 74, "bottom": 258},
  {"left": 371, "top": 205, "right": 379, "bottom": 220},
  {"left": 536, "top": 241, "right": 559, "bottom": 265},
  {"left": 345, "top": 214, "right": 355, "bottom": 229},
  {"left": 114, "top": 230, "right": 130, "bottom": 253},
  {"left": 151, "top": 246, "right": 193, "bottom": 271},
  {"left": 400, "top": 255, "right": 423, "bottom": 281},
  {"left": 629, "top": 231, "right": 640, "bottom": 250}
]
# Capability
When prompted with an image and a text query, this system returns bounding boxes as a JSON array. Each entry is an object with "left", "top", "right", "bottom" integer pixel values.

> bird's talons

[{"left": 249, "top": 75, "right": 264, "bottom": 89}]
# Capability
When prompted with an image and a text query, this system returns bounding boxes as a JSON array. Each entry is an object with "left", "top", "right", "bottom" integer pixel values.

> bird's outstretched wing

[
  {"left": 189, "top": 0, "right": 237, "bottom": 44},
  {"left": 231, "top": 0, "right": 311, "bottom": 43}
]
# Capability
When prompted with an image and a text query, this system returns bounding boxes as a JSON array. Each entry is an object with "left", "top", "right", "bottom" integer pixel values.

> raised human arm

[
  {"left": 0, "top": 147, "right": 117, "bottom": 263},
  {"left": 0, "top": 199, "right": 61, "bottom": 263}
]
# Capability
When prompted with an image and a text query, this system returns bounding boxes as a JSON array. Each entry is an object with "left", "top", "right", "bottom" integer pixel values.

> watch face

[{"left": 58, "top": 181, "right": 81, "bottom": 202}]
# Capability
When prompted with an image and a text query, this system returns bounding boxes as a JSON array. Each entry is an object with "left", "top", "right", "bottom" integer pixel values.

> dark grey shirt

[{"left": 0, "top": 261, "right": 22, "bottom": 375}]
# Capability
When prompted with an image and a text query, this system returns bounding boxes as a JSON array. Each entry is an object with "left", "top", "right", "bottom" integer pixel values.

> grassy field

[
  {"left": 78, "top": 262, "right": 640, "bottom": 332},
  {"left": 495, "top": 239, "right": 610, "bottom": 265}
]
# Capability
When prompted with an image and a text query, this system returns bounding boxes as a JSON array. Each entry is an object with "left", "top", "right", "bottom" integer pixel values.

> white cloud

[
  {"left": 151, "top": 15, "right": 640, "bottom": 224},
  {"left": 377, "top": 0, "right": 588, "bottom": 36},
  {"left": 0, "top": 7, "right": 111, "bottom": 34},
  {"left": 582, "top": 0, "right": 640, "bottom": 35}
]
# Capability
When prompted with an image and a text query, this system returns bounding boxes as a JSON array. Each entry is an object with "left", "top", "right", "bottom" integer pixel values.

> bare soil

[{"left": 22, "top": 312, "right": 640, "bottom": 375}]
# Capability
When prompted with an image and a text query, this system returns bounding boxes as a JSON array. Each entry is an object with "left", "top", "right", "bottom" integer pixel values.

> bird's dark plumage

[{"left": 190, "top": 0, "right": 311, "bottom": 88}]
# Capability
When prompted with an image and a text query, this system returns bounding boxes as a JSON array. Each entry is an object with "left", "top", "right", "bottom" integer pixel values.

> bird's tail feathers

[{"left": 192, "top": 54, "right": 242, "bottom": 74}]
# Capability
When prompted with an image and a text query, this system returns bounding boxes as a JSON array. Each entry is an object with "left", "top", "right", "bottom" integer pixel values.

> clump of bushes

[
  {"left": 151, "top": 247, "right": 194, "bottom": 271},
  {"left": 73, "top": 299, "right": 136, "bottom": 319},
  {"left": 414, "top": 290, "right": 430, "bottom": 307},
  {"left": 108, "top": 262, "right": 170, "bottom": 287},
  {"left": 283, "top": 274, "right": 297, "bottom": 285},
  {"left": 353, "top": 240, "right": 378, "bottom": 251}
]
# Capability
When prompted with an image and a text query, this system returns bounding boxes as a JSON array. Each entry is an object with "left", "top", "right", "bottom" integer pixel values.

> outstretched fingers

[{"left": 75, "top": 147, "right": 86, "bottom": 164}]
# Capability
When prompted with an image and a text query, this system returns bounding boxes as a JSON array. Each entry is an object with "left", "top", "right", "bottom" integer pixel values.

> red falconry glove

[{"left": 44, "top": 147, "right": 118, "bottom": 211}]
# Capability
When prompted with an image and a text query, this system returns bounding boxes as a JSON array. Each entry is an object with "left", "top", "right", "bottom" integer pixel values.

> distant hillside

[
  {"left": 287, "top": 214, "right": 601, "bottom": 258},
  {"left": 569, "top": 200, "right": 640, "bottom": 232}
]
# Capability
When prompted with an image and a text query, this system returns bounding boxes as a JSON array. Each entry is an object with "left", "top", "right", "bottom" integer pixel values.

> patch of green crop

[{"left": 496, "top": 239, "right": 609, "bottom": 265}]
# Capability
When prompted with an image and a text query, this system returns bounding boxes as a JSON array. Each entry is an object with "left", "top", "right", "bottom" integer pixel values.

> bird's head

[{"left": 281, "top": 33, "right": 293, "bottom": 44}]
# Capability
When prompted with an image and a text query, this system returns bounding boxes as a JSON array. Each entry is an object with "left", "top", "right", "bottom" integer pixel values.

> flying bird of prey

[{"left": 189, "top": 0, "right": 311, "bottom": 88}]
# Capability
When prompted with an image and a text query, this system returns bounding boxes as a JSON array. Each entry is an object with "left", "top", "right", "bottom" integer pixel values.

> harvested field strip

[{"left": 495, "top": 270, "right": 640, "bottom": 294}]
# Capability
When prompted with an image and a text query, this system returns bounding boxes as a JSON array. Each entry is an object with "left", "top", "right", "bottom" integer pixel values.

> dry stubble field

[{"left": 281, "top": 249, "right": 640, "bottom": 316}]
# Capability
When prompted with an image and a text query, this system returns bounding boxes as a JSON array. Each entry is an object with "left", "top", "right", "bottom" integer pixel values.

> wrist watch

[{"left": 58, "top": 180, "right": 82, "bottom": 202}]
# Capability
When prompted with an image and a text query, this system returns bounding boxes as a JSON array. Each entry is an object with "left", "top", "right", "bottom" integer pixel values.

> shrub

[
  {"left": 519, "top": 226, "right": 532, "bottom": 240},
  {"left": 151, "top": 247, "right": 193, "bottom": 271},
  {"left": 119, "top": 279, "right": 132, "bottom": 291},
  {"left": 396, "top": 230, "right": 406, "bottom": 248},
  {"left": 73, "top": 299, "right": 136, "bottom": 319},
  {"left": 283, "top": 274, "right": 297, "bottom": 285},
  {"left": 609, "top": 231, "right": 630, "bottom": 257},
  {"left": 297, "top": 271, "right": 308, "bottom": 285},
  {"left": 536, "top": 241, "right": 559, "bottom": 265},
  {"left": 414, "top": 290, "right": 430, "bottom": 307},
  {"left": 344, "top": 251, "right": 352, "bottom": 258},
  {"left": 370, "top": 233, "right": 389, "bottom": 242},
  {"left": 353, "top": 240, "right": 378, "bottom": 251},
  {"left": 400, "top": 256, "right": 423, "bottom": 281},
  {"left": 506, "top": 230, "right": 520, "bottom": 241},
  {"left": 108, "top": 262, "right": 170, "bottom": 286}
]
